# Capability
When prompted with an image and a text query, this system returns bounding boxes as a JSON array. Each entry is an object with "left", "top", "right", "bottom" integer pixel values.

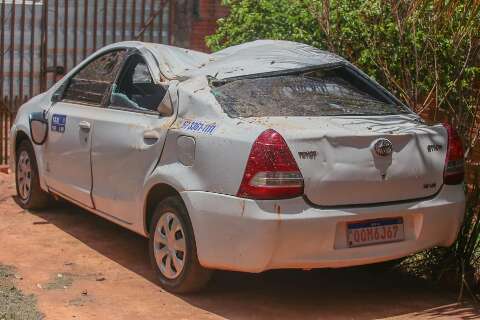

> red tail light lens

[
  {"left": 443, "top": 123, "right": 464, "bottom": 185},
  {"left": 237, "top": 129, "right": 304, "bottom": 199}
]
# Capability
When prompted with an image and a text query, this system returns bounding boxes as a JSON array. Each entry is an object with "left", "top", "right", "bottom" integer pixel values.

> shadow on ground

[{"left": 29, "top": 198, "right": 478, "bottom": 320}]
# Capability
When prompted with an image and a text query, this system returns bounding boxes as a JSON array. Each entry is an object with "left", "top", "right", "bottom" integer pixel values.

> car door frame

[{"left": 88, "top": 48, "right": 177, "bottom": 225}]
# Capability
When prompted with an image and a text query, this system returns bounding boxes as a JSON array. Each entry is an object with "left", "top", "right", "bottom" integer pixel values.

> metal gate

[{"left": 0, "top": 0, "right": 173, "bottom": 165}]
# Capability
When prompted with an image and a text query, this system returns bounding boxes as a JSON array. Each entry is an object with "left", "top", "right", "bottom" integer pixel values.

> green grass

[{"left": 0, "top": 265, "right": 43, "bottom": 320}]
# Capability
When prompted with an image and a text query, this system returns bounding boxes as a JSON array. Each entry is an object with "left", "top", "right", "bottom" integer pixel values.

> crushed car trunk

[{"left": 212, "top": 65, "right": 448, "bottom": 206}]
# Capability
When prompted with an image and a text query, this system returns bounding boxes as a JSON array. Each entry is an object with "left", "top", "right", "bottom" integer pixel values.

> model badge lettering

[
  {"left": 182, "top": 120, "right": 217, "bottom": 134},
  {"left": 427, "top": 144, "right": 442, "bottom": 152},
  {"left": 51, "top": 114, "right": 66, "bottom": 133},
  {"left": 298, "top": 151, "right": 317, "bottom": 160}
]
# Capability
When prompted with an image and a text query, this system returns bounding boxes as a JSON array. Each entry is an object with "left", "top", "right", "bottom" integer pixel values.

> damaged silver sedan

[{"left": 10, "top": 40, "right": 465, "bottom": 292}]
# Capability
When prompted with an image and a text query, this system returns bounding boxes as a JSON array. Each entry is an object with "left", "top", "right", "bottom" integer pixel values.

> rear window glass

[{"left": 211, "top": 67, "right": 409, "bottom": 117}]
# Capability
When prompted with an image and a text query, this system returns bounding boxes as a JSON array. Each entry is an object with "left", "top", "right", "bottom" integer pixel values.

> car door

[
  {"left": 90, "top": 51, "right": 175, "bottom": 224},
  {"left": 44, "top": 49, "right": 127, "bottom": 208}
]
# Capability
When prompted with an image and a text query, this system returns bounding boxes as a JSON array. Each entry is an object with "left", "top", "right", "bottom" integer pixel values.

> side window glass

[
  {"left": 63, "top": 50, "right": 126, "bottom": 105},
  {"left": 111, "top": 55, "right": 167, "bottom": 112},
  {"left": 132, "top": 63, "right": 152, "bottom": 84}
]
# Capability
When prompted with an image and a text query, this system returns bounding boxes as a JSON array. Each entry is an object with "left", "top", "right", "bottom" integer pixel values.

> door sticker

[
  {"left": 51, "top": 114, "right": 67, "bottom": 133},
  {"left": 181, "top": 119, "right": 217, "bottom": 135}
]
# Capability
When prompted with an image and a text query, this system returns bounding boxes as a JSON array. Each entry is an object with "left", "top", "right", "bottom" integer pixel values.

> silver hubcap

[
  {"left": 17, "top": 150, "right": 32, "bottom": 200},
  {"left": 153, "top": 212, "right": 187, "bottom": 279}
]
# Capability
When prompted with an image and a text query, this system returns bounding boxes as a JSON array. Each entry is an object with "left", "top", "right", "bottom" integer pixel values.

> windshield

[{"left": 211, "top": 67, "right": 409, "bottom": 118}]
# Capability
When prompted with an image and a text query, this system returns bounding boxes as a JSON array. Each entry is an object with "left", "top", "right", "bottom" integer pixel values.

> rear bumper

[{"left": 181, "top": 185, "right": 465, "bottom": 273}]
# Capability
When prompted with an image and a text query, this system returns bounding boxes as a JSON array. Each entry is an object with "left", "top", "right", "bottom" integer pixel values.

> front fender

[{"left": 10, "top": 92, "right": 51, "bottom": 190}]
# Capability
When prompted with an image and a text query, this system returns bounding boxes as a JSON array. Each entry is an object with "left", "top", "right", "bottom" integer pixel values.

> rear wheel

[
  {"left": 15, "top": 140, "right": 51, "bottom": 210},
  {"left": 149, "top": 196, "right": 212, "bottom": 293}
]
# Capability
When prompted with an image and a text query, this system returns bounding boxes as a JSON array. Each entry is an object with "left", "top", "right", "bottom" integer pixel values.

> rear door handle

[
  {"left": 143, "top": 130, "right": 159, "bottom": 145},
  {"left": 78, "top": 121, "right": 91, "bottom": 131}
]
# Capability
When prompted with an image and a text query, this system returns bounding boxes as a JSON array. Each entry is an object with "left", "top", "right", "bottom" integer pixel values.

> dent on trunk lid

[{"left": 252, "top": 115, "right": 446, "bottom": 206}]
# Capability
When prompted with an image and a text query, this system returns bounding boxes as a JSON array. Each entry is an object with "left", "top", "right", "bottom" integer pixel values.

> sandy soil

[{"left": 0, "top": 172, "right": 478, "bottom": 320}]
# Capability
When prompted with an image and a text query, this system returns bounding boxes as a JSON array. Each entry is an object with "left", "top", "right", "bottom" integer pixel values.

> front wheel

[
  {"left": 15, "top": 140, "right": 51, "bottom": 210},
  {"left": 149, "top": 196, "right": 212, "bottom": 293}
]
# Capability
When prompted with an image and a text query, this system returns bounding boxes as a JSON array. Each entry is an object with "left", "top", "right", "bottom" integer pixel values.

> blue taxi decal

[
  {"left": 181, "top": 119, "right": 217, "bottom": 135},
  {"left": 51, "top": 114, "right": 66, "bottom": 133}
]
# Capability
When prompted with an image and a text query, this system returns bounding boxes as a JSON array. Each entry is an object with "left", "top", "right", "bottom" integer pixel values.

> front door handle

[{"left": 78, "top": 121, "right": 91, "bottom": 131}]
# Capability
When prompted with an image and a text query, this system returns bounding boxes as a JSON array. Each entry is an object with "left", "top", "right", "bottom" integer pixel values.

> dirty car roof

[
  {"left": 109, "top": 40, "right": 344, "bottom": 81},
  {"left": 186, "top": 40, "right": 344, "bottom": 80}
]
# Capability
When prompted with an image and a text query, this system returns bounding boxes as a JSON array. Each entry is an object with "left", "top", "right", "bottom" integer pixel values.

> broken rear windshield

[{"left": 211, "top": 67, "right": 409, "bottom": 118}]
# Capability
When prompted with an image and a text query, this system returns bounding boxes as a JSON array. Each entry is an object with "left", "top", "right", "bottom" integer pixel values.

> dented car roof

[{"left": 104, "top": 40, "right": 344, "bottom": 80}]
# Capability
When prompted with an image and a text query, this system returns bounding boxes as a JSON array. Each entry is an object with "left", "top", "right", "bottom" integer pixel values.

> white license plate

[{"left": 347, "top": 217, "right": 404, "bottom": 248}]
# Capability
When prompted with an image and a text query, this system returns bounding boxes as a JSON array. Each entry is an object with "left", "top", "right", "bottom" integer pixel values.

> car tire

[
  {"left": 149, "top": 196, "right": 212, "bottom": 293},
  {"left": 15, "top": 139, "right": 51, "bottom": 210}
]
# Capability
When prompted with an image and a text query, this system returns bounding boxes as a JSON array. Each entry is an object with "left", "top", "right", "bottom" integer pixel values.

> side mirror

[
  {"left": 29, "top": 112, "right": 48, "bottom": 145},
  {"left": 51, "top": 91, "right": 62, "bottom": 103},
  {"left": 52, "top": 82, "right": 67, "bottom": 103}
]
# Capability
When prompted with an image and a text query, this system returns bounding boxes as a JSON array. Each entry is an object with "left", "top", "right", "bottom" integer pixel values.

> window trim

[{"left": 107, "top": 105, "right": 161, "bottom": 116}]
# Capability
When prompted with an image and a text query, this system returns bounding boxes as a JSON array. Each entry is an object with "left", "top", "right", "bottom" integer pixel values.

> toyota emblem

[{"left": 374, "top": 139, "right": 393, "bottom": 157}]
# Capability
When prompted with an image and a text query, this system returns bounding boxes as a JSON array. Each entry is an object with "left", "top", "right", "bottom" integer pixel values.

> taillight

[
  {"left": 443, "top": 123, "right": 464, "bottom": 185},
  {"left": 237, "top": 129, "right": 304, "bottom": 199}
]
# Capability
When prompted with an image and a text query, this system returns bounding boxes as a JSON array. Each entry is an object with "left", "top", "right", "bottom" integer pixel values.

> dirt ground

[{"left": 0, "top": 172, "right": 478, "bottom": 320}]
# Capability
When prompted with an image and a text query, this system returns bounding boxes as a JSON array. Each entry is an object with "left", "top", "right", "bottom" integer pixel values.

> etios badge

[{"left": 374, "top": 138, "right": 393, "bottom": 157}]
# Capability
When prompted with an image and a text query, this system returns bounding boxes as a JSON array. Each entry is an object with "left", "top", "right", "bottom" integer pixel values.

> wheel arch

[
  {"left": 13, "top": 129, "right": 31, "bottom": 165},
  {"left": 15, "top": 130, "right": 30, "bottom": 150},
  {"left": 13, "top": 125, "right": 50, "bottom": 195},
  {"left": 143, "top": 183, "right": 183, "bottom": 236}
]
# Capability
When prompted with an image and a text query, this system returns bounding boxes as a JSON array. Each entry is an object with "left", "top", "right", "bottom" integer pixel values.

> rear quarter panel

[{"left": 145, "top": 77, "right": 264, "bottom": 197}]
